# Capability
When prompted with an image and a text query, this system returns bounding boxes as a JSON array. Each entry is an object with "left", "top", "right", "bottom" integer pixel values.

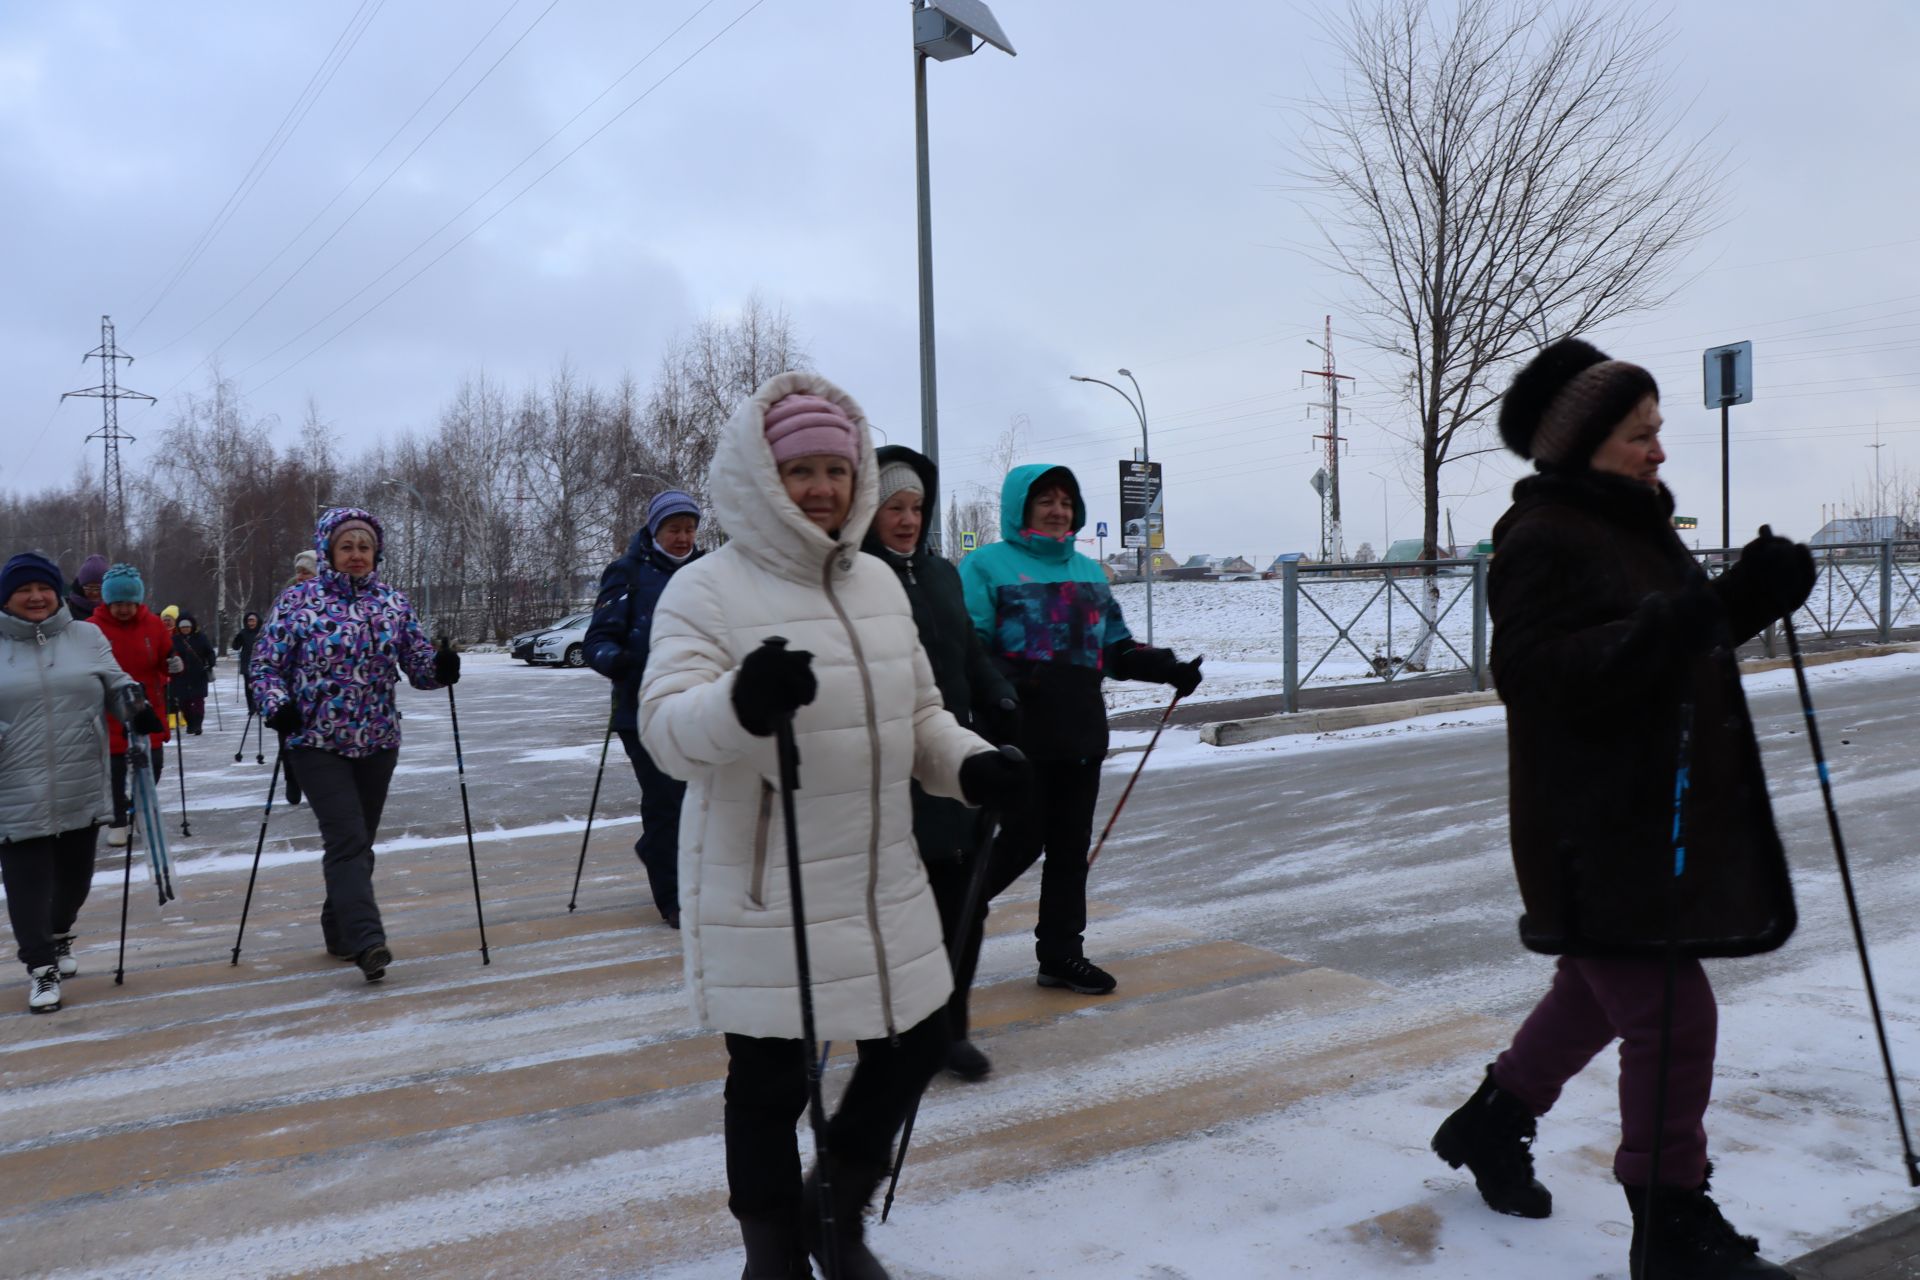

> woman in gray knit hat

[{"left": 1429, "top": 338, "right": 1812, "bottom": 1278}]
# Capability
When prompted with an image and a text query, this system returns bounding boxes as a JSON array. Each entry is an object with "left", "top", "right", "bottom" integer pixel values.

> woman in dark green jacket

[{"left": 862, "top": 446, "right": 1019, "bottom": 1081}]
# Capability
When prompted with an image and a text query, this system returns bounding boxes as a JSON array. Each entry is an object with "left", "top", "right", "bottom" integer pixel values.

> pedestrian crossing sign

[{"left": 960, "top": 531, "right": 977, "bottom": 552}]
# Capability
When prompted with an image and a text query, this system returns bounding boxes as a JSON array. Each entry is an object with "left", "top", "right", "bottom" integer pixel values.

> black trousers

[
  {"left": 1, "top": 828, "right": 100, "bottom": 970},
  {"left": 292, "top": 748, "right": 398, "bottom": 956},
  {"left": 616, "top": 728, "right": 683, "bottom": 919},
  {"left": 109, "top": 749, "right": 165, "bottom": 828},
  {"left": 980, "top": 757, "right": 1102, "bottom": 965},
  {"left": 722, "top": 1009, "right": 948, "bottom": 1218}
]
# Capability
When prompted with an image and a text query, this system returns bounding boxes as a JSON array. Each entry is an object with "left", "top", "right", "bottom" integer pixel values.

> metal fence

[
  {"left": 1278, "top": 557, "right": 1487, "bottom": 712},
  {"left": 1768, "top": 540, "right": 1920, "bottom": 642},
  {"left": 1275, "top": 539, "right": 1920, "bottom": 712}
]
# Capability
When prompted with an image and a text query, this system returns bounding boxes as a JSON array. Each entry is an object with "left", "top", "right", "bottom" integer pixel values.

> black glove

[
  {"left": 732, "top": 639, "right": 817, "bottom": 736},
  {"left": 1638, "top": 578, "right": 1722, "bottom": 656},
  {"left": 266, "top": 702, "right": 304, "bottom": 734},
  {"left": 1167, "top": 655, "right": 1204, "bottom": 698},
  {"left": 131, "top": 706, "right": 165, "bottom": 737},
  {"left": 1730, "top": 529, "right": 1817, "bottom": 617},
  {"left": 959, "top": 744, "right": 1031, "bottom": 810},
  {"left": 977, "top": 696, "right": 1021, "bottom": 745},
  {"left": 434, "top": 640, "right": 462, "bottom": 686}
]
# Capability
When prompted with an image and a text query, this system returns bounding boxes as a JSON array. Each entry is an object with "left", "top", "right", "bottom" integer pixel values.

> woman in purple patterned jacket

[{"left": 250, "top": 507, "right": 459, "bottom": 983}]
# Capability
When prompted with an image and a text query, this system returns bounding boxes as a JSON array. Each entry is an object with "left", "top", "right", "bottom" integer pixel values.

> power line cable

[
  {"left": 248, "top": 0, "right": 763, "bottom": 391},
  {"left": 130, "top": 0, "right": 386, "bottom": 336},
  {"left": 145, "top": 0, "right": 533, "bottom": 362},
  {"left": 151, "top": 0, "right": 564, "bottom": 402}
]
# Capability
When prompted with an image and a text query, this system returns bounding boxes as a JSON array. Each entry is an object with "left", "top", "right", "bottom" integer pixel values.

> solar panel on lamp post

[{"left": 912, "top": 0, "right": 1015, "bottom": 556}]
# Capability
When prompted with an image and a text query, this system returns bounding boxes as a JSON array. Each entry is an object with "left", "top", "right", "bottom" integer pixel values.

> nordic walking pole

[
  {"left": 881, "top": 769, "right": 1021, "bottom": 1224},
  {"left": 171, "top": 691, "right": 192, "bottom": 837},
  {"left": 230, "top": 751, "right": 284, "bottom": 965},
  {"left": 211, "top": 667, "right": 225, "bottom": 731},
  {"left": 567, "top": 718, "right": 616, "bottom": 912},
  {"left": 255, "top": 712, "right": 266, "bottom": 765},
  {"left": 442, "top": 639, "right": 491, "bottom": 965},
  {"left": 116, "top": 773, "right": 136, "bottom": 985},
  {"left": 1087, "top": 675, "right": 1196, "bottom": 868},
  {"left": 1767, "top": 528, "right": 1920, "bottom": 1185},
  {"left": 764, "top": 638, "right": 839, "bottom": 1280},
  {"left": 234, "top": 711, "right": 254, "bottom": 763}
]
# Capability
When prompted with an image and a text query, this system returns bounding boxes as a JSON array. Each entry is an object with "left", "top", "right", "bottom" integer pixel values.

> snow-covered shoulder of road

[{"left": 1109, "top": 646, "right": 1920, "bottom": 767}]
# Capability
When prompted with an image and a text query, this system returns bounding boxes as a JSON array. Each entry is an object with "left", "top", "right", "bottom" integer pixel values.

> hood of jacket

[
  {"left": 708, "top": 370, "right": 879, "bottom": 585},
  {"left": 998, "top": 463, "right": 1086, "bottom": 562},
  {"left": 175, "top": 611, "right": 200, "bottom": 633},
  {"left": 313, "top": 506, "right": 386, "bottom": 588},
  {"left": 863, "top": 444, "right": 939, "bottom": 559},
  {"left": 0, "top": 604, "right": 74, "bottom": 645}
]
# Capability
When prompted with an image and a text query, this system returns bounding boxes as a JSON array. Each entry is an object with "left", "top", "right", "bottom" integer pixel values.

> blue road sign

[{"left": 1096, "top": 521, "right": 1108, "bottom": 538}]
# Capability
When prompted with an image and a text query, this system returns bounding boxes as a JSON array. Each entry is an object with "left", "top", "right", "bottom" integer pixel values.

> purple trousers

[{"left": 1492, "top": 954, "right": 1717, "bottom": 1187}]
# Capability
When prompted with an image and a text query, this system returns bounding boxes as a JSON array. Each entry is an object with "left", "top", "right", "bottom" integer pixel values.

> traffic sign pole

[{"left": 1703, "top": 340, "right": 1753, "bottom": 562}]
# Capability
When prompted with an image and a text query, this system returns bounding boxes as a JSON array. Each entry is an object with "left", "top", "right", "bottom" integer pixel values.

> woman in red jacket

[{"left": 91, "top": 564, "right": 174, "bottom": 847}]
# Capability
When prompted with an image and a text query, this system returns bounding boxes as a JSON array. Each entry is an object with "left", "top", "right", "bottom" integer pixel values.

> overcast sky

[{"left": 7, "top": 1, "right": 1920, "bottom": 563}]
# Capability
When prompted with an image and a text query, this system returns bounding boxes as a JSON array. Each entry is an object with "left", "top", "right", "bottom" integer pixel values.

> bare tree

[
  {"left": 642, "top": 296, "right": 807, "bottom": 541},
  {"left": 943, "top": 414, "right": 1026, "bottom": 561},
  {"left": 1299, "top": 0, "right": 1723, "bottom": 570},
  {"left": 149, "top": 369, "right": 281, "bottom": 647}
]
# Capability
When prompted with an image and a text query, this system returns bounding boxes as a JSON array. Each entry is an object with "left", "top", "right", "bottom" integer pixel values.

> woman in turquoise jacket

[{"left": 958, "top": 464, "right": 1201, "bottom": 997}]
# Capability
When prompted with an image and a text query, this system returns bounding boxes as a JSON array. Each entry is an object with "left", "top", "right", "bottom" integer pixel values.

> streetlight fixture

[
  {"left": 379, "top": 478, "right": 434, "bottom": 630},
  {"left": 912, "top": 0, "right": 1015, "bottom": 553},
  {"left": 1069, "top": 369, "right": 1154, "bottom": 644}
]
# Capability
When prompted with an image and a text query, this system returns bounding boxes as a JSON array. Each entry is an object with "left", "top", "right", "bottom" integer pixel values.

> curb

[
  {"left": 1199, "top": 690, "right": 1500, "bottom": 746},
  {"left": 1192, "top": 642, "right": 1920, "bottom": 749}
]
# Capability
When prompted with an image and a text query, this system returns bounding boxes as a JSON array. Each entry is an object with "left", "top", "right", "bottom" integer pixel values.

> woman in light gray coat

[{"left": 0, "top": 552, "right": 159, "bottom": 1014}]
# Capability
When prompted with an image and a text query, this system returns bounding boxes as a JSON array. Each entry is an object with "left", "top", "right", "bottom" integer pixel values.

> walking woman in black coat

[
  {"left": 1429, "top": 340, "right": 1813, "bottom": 1279},
  {"left": 232, "top": 611, "right": 263, "bottom": 716},
  {"left": 862, "top": 446, "right": 1019, "bottom": 1081},
  {"left": 169, "top": 612, "right": 217, "bottom": 734}
]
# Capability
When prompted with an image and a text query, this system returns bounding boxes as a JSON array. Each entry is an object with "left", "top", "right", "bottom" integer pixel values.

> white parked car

[{"left": 530, "top": 611, "right": 594, "bottom": 668}]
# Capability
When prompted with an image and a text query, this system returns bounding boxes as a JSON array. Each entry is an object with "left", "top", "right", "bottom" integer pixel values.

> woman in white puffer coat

[{"left": 641, "top": 371, "right": 1029, "bottom": 1280}]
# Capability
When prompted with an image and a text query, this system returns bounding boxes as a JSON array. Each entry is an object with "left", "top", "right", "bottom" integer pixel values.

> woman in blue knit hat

[
  {"left": 582, "top": 489, "right": 705, "bottom": 927},
  {"left": 92, "top": 564, "right": 176, "bottom": 848},
  {"left": 0, "top": 552, "right": 162, "bottom": 1013}
]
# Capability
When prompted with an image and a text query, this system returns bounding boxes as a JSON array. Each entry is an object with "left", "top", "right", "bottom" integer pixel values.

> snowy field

[
  {"left": 1102, "top": 559, "right": 1920, "bottom": 715},
  {"left": 11, "top": 650, "right": 1920, "bottom": 1277}
]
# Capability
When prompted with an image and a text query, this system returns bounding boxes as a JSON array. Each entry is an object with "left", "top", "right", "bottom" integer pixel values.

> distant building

[{"left": 1811, "top": 516, "right": 1920, "bottom": 548}]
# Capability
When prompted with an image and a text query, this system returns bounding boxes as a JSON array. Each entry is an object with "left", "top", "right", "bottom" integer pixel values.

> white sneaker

[
  {"left": 105, "top": 824, "right": 129, "bottom": 848},
  {"left": 53, "top": 934, "right": 78, "bottom": 979},
  {"left": 28, "top": 965, "right": 60, "bottom": 1013}
]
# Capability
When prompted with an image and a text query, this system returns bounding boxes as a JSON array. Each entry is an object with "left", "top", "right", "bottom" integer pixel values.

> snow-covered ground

[
  {"left": 1102, "top": 558, "right": 1920, "bottom": 715},
  {"left": 13, "top": 646, "right": 1920, "bottom": 1277}
]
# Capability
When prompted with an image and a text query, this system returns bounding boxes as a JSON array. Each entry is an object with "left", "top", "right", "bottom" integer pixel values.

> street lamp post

[
  {"left": 1070, "top": 370, "right": 1154, "bottom": 644},
  {"left": 379, "top": 478, "right": 433, "bottom": 633},
  {"left": 912, "top": 0, "right": 1015, "bottom": 554}
]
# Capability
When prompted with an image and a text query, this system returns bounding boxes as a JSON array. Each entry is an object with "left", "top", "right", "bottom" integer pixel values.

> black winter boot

[
  {"left": 1430, "top": 1065, "right": 1552, "bottom": 1218},
  {"left": 737, "top": 1207, "right": 813, "bottom": 1279},
  {"left": 802, "top": 1154, "right": 892, "bottom": 1280},
  {"left": 1623, "top": 1167, "right": 1792, "bottom": 1278}
]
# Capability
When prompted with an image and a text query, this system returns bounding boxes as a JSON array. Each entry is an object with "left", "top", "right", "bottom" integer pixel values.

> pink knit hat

[{"left": 764, "top": 394, "right": 859, "bottom": 465}]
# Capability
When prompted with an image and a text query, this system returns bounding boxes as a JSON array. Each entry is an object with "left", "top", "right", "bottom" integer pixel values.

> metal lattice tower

[
  {"left": 1304, "top": 315, "right": 1354, "bottom": 561},
  {"left": 62, "top": 315, "right": 154, "bottom": 556}
]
